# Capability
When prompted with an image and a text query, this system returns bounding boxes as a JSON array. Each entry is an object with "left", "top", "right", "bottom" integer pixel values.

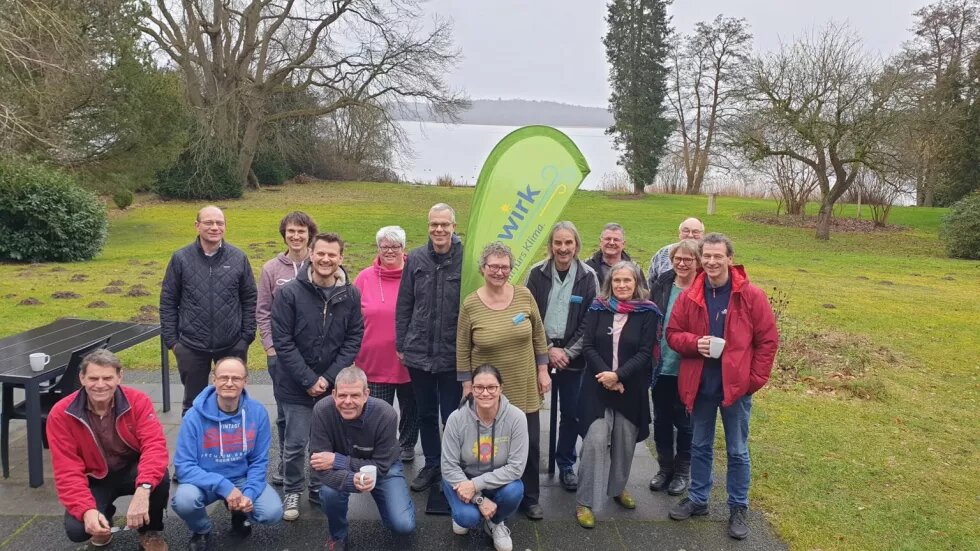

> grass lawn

[{"left": 1, "top": 181, "right": 977, "bottom": 550}]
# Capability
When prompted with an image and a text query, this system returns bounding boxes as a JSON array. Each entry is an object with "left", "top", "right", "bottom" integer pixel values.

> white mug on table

[{"left": 29, "top": 353, "right": 51, "bottom": 372}]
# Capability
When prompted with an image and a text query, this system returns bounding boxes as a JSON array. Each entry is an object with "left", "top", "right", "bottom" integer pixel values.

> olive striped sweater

[{"left": 456, "top": 286, "right": 549, "bottom": 413}]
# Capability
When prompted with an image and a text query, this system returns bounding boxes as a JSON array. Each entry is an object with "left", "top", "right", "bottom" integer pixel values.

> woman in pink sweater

[{"left": 353, "top": 225, "right": 418, "bottom": 463}]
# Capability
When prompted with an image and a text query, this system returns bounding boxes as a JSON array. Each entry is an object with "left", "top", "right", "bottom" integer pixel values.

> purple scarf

[{"left": 590, "top": 297, "right": 662, "bottom": 316}]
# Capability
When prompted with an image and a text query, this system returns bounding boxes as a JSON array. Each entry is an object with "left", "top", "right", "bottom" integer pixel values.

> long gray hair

[{"left": 599, "top": 261, "right": 649, "bottom": 300}]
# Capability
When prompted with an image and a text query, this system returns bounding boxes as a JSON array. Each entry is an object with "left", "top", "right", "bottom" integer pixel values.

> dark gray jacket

[
  {"left": 160, "top": 240, "right": 257, "bottom": 352},
  {"left": 309, "top": 396, "right": 400, "bottom": 494},
  {"left": 395, "top": 236, "right": 463, "bottom": 373},
  {"left": 270, "top": 264, "right": 364, "bottom": 407},
  {"left": 585, "top": 249, "right": 633, "bottom": 287},
  {"left": 524, "top": 258, "right": 598, "bottom": 370}
]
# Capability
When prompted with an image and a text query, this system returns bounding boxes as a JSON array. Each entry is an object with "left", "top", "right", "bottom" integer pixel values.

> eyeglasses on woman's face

[
  {"left": 672, "top": 256, "right": 696, "bottom": 265},
  {"left": 484, "top": 264, "right": 511, "bottom": 274},
  {"left": 378, "top": 244, "right": 403, "bottom": 252},
  {"left": 473, "top": 384, "right": 500, "bottom": 395}
]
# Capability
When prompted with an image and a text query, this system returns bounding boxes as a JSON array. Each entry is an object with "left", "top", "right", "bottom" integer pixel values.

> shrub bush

[
  {"left": 155, "top": 148, "right": 242, "bottom": 200},
  {"left": 940, "top": 192, "right": 980, "bottom": 259},
  {"left": 112, "top": 189, "right": 134, "bottom": 209},
  {"left": 0, "top": 159, "right": 108, "bottom": 262},
  {"left": 252, "top": 153, "right": 292, "bottom": 185}
]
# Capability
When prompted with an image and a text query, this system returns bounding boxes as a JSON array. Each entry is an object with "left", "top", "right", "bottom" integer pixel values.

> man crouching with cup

[
  {"left": 309, "top": 366, "right": 415, "bottom": 550},
  {"left": 664, "top": 233, "right": 778, "bottom": 542}
]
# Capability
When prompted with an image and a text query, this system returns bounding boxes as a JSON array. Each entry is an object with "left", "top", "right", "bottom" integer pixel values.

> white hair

[
  {"left": 375, "top": 226, "right": 406, "bottom": 247},
  {"left": 429, "top": 203, "right": 456, "bottom": 223}
]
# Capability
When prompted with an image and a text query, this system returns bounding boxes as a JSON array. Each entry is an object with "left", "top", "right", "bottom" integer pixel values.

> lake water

[{"left": 393, "top": 121, "right": 625, "bottom": 191}]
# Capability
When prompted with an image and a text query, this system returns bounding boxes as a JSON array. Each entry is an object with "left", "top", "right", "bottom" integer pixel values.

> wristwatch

[
  {"left": 474, "top": 496, "right": 485, "bottom": 505},
  {"left": 139, "top": 483, "right": 152, "bottom": 491}
]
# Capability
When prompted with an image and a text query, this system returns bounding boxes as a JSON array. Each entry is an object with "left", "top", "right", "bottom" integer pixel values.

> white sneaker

[
  {"left": 484, "top": 519, "right": 513, "bottom": 551},
  {"left": 282, "top": 492, "right": 301, "bottom": 521},
  {"left": 451, "top": 519, "right": 469, "bottom": 535}
]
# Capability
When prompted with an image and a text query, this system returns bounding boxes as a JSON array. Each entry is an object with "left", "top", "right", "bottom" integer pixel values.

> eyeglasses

[
  {"left": 680, "top": 228, "right": 703, "bottom": 237},
  {"left": 673, "top": 257, "right": 696, "bottom": 265},
  {"left": 601, "top": 237, "right": 623, "bottom": 243},
  {"left": 215, "top": 375, "right": 246, "bottom": 385},
  {"left": 198, "top": 220, "right": 225, "bottom": 227},
  {"left": 473, "top": 385, "right": 500, "bottom": 395},
  {"left": 485, "top": 264, "right": 511, "bottom": 273},
  {"left": 428, "top": 222, "right": 453, "bottom": 229},
  {"left": 378, "top": 245, "right": 403, "bottom": 252}
]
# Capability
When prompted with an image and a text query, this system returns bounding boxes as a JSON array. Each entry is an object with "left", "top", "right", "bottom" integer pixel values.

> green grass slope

[{"left": 0, "top": 181, "right": 977, "bottom": 550}]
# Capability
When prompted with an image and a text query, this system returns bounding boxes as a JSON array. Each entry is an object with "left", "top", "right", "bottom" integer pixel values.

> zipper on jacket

[
  {"left": 427, "top": 262, "right": 441, "bottom": 359},
  {"left": 208, "top": 256, "right": 215, "bottom": 351}
]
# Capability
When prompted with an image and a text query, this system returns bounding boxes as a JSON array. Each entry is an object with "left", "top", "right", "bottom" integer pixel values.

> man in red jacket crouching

[
  {"left": 665, "top": 233, "right": 778, "bottom": 542},
  {"left": 47, "top": 349, "right": 170, "bottom": 550}
]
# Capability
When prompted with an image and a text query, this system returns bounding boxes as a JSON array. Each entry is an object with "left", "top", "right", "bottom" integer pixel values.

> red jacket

[
  {"left": 666, "top": 265, "right": 779, "bottom": 411},
  {"left": 47, "top": 385, "right": 170, "bottom": 520}
]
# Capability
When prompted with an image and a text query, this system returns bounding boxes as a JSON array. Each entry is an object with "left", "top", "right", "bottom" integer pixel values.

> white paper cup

[
  {"left": 29, "top": 353, "right": 51, "bottom": 372},
  {"left": 358, "top": 465, "right": 377, "bottom": 491},
  {"left": 708, "top": 337, "right": 726, "bottom": 359}
]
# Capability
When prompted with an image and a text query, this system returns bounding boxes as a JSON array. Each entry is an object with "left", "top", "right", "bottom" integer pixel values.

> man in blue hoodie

[{"left": 172, "top": 357, "right": 282, "bottom": 550}]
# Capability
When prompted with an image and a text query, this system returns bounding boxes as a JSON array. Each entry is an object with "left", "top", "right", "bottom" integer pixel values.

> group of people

[{"left": 46, "top": 204, "right": 778, "bottom": 551}]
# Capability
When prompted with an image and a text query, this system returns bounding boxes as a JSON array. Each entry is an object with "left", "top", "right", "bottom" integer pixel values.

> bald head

[
  {"left": 197, "top": 205, "right": 224, "bottom": 223},
  {"left": 195, "top": 205, "right": 226, "bottom": 250},
  {"left": 678, "top": 217, "right": 704, "bottom": 240}
]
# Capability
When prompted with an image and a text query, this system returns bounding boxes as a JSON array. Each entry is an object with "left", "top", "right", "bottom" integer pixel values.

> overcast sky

[{"left": 422, "top": 0, "right": 931, "bottom": 107}]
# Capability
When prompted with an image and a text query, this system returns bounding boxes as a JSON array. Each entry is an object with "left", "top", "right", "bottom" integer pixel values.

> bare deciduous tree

[
  {"left": 140, "top": 0, "right": 466, "bottom": 188},
  {"left": 755, "top": 156, "right": 819, "bottom": 216},
  {"left": 734, "top": 23, "right": 908, "bottom": 240},
  {"left": 668, "top": 15, "right": 751, "bottom": 195}
]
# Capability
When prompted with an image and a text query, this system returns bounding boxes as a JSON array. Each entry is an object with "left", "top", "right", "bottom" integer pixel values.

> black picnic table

[{"left": 0, "top": 318, "right": 169, "bottom": 487}]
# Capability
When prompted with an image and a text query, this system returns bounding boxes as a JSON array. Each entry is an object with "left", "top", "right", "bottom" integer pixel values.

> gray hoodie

[{"left": 441, "top": 394, "right": 528, "bottom": 493}]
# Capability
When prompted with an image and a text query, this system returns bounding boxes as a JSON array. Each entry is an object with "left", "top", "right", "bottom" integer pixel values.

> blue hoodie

[{"left": 173, "top": 386, "right": 271, "bottom": 501}]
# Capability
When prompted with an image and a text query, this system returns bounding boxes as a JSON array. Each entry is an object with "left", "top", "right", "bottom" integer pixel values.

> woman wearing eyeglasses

[
  {"left": 457, "top": 241, "right": 550, "bottom": 520},
  {"left": 647, "top": 239, "right": 700, "bottom": 496},
  {"left": 353, "top": 226, "right": 419, "bottom": 464},
  {"left": 441, "top": 365, "right": 528, "bottom": 551},
  {"left": 575, "top": 261, "right": 661, "bottom": 528}
]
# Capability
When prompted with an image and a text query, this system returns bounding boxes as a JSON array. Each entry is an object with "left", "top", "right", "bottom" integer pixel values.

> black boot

[
  {"left": 667, "top": 457, "right": 690, "bottom": 496},
  {"left": 649, "top": 454, "right": 674, "bottom": 491}
]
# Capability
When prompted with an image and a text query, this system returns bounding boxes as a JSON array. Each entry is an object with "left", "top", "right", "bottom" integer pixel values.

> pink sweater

[{"left": 353, "top": 256, "right": 410, "bottom": 384}]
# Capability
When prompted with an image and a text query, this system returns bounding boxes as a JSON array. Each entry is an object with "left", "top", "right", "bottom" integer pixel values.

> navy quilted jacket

[
  {"left": 160, "top": 240, "right": 257, "bottom": 352},
  {"left": 270, "top": 263, "right": 364, "bottom": 406}
]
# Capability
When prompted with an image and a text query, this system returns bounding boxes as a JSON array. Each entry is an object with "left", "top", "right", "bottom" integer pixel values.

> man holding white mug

[
  {"left": 309, "top": 366, "right": 415, "bottom": 550},
  {"left": 664, "top": 233, "right": 779, "bottom": 541}
]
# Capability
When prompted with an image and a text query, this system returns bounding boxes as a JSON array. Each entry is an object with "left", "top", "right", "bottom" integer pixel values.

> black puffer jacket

[
  {"left": 395, "top": 236, "right": 463, "bottom": 373},
  {"left": 650, "top": 269, "right": 676, "bottom": 314},
  {"left": 160, "top": 240, "right": 257, "bottom": 352},
  {"left": 271, "top": 264, "right": 364, "bottom": 407},
  {"left": 524, "top": 258, "right": 599, "bottom": 371}
]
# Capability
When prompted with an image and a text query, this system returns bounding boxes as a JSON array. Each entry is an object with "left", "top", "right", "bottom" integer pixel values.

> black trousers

[
  {"left": 64, "top": 462, "right": 170, "bottom": 542},
  {"left": 174, "top": 340, "right": 249, "bottom": 415},
  {"left": 367, "top": 381, "right": 420, "bottom": 451},
  {"left": 521, "top": 411, "right": 541, "bottom": 505},
  {"left": 651, "top": 375, "right": 692, "bottom": 462}
]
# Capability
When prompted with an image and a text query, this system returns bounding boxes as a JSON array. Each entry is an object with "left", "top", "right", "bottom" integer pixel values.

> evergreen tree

[
  {"left": 604, "top": 0, "right": 674, "bottom": 194},
  {"left": 944, "top": 49, "right": 980, "bottom": 204}
]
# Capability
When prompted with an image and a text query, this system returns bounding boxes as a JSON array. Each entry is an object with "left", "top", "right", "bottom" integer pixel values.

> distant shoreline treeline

[{"left": 393, "top": 99, "right": 613, "bottom": 128}]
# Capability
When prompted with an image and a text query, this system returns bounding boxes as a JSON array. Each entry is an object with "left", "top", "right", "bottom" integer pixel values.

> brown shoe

[{"left": 138, "top": 531, "right": 168, "bottom": 551}]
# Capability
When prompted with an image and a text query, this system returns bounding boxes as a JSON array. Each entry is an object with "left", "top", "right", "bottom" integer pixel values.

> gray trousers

[
  {"left": 576, "top": 409, "right": 638, "bottom": 509},
  {"left": 281, "top": 402, "right": 319, "bottom": 494}
]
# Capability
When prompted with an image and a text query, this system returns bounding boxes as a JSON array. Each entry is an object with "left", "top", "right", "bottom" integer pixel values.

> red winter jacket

[
  {"left": 47, "top": 385, "right": 170, "bottom": 520},
  {"left": 666, "top": 265, "right": 779, "bottom": 411}
]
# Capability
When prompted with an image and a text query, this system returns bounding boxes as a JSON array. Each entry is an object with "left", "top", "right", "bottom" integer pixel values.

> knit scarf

[{"left": 590, "top": 296, "right": 662, "bottom": 315}]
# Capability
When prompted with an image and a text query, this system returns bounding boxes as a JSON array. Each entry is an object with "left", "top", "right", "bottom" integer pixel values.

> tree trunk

[{"left": 815, "top": 199, "right": 833, "bottom": 240}]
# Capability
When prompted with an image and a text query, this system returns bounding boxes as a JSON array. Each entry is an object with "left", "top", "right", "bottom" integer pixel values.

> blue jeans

[
  {"left": 281, "top": 402, "right": 319, "bottom": 494},
  {"left": 441, "top": 479, "right": 524, "bottom": 528},
  {"left": 318, "top": 462, "right": 415, "bottom": 540},
  {"left": 552, "top": 368, "right": 583, "bottom": 471},
  {"left": 408, "top": 367, "right": 461, "bottom": 468},
  {"left": 688, "top": 393, "right": 752, "bottom": 507},
  {"left": 172, "top": 479, "right": 283, "bottom": 534}
]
